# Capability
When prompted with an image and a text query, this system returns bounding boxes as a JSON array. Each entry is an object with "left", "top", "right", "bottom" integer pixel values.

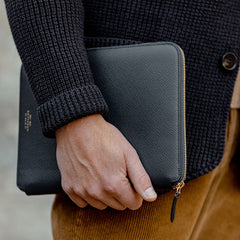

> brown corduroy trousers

[{"left": 51, "top": 109, "right": 240, "bottom": 240}]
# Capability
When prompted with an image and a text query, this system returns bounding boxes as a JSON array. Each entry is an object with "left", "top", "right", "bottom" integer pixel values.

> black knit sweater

[{"left": 4, "top": 0, "right": 240, "bottom": 182}]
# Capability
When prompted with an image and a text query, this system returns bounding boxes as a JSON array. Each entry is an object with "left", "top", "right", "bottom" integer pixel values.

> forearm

[{"left": 4, "top": 0, "right": 108, "bottom": 137}]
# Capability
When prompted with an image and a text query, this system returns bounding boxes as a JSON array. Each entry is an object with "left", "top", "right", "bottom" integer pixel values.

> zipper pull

[{"left": 170, "top": 181, "right": 185, "bottom": 222}]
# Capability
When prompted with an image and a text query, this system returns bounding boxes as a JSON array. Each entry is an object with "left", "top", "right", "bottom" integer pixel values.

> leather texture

[{"left": 17, "top": 41, "right": 186, "bottom": 195}]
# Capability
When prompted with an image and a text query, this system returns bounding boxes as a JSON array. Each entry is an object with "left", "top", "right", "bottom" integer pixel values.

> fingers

[
  {"left": 96, "top": 193, "right": 127, "bottom": 211},
  {"left": 83, "top": 191, "right": 125, "bottom": 211},
  {"left": 104, "top": 177, "right": 143, "bottom": 210},
  {"left": 63, "top": 179, "right": 141, "bottom": 211},
  {"left": 125, "top": 148, "right": 157, "bottom": 202},
  {"left": 67, "top": 191, "right": 89, "bottom": 208},
  {"left": 65, "top": 188, "right": 109, "bottom": 210},
  {"left": 72, "top": 187, "right": 108, "bottom": 210},
  {"left": 64, "top": 184, "right": 126, "bottom": 210},
  {"left": 101, "top": 177, "right": 143, "bottom": 210},
  {"left": 81, "top": 196, "right": 108, "bottom": 210}
]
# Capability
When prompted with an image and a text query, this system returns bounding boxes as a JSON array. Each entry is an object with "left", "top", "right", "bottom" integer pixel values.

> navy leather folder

[{"left": 17, "top": 42, "right": 186, "bottom": 195}]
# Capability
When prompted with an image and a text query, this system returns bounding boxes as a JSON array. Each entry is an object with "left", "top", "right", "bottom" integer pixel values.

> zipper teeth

[{"left": 174, "top": 46, "right": 187, "bottom": 188}]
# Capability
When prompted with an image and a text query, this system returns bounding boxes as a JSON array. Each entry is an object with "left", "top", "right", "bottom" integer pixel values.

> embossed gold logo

[{"left": 24, "top": 110, "right": 32, "bottom": 132}]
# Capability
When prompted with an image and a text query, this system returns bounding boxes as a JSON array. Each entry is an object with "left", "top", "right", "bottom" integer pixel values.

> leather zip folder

[{"left": 17, "top": 42, "right": 187, "bottom": 198}]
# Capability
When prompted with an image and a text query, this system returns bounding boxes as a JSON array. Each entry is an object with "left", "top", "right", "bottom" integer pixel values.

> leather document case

[{"left": 17, "top": 41, "right": 187, "bottom": 196}]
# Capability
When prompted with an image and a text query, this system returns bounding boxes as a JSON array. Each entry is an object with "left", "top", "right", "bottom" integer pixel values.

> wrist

[{"left": 55, "top": 113, "right": 104, "bottom": 139}]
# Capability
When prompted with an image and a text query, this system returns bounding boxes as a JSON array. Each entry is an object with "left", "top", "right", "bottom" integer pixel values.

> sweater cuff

[{"left": 37, "top": 85, "right": 109, "bottom": 138}]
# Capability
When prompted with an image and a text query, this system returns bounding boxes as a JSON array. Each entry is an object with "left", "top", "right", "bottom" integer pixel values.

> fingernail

[{"left": 144, "top": 187, "right": 157, "bottom": 200}]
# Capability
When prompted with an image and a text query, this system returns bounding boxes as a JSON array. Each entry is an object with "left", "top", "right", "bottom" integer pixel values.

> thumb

[{"left": 125, "top": 148, "right": 157, "bottom": 202}]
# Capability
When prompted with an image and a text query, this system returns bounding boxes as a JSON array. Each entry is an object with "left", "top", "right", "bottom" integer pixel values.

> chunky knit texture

[
  {"left": 4, "top": 0, "right": 240, "bottom": 182},
  {"left": 5, "top": 1, "right": 109, "bottom": 138}
]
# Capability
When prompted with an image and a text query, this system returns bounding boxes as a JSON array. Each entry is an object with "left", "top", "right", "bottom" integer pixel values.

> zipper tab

[{"left": 170, "top": 181, "right": 185, "bottom": 222}]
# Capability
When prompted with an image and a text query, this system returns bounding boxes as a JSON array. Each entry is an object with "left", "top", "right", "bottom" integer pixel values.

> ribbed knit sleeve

[{"left": 4, "top": 0, "right": 109, "bottom": 138}]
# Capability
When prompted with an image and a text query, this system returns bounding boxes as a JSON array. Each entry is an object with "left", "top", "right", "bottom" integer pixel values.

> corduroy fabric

[
  {"left": 231, "top": 67, "right": 240, "bottom": 108},
  {"left": 4, "top": 0, "right": 240, "bottom": 181}
]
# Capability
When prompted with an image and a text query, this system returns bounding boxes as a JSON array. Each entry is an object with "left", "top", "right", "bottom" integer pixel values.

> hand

[{"left": 55, "top": 113, "right": 157, "bottom": 211}]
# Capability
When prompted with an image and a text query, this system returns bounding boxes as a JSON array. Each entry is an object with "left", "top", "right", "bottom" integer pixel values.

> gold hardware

[{"left": 170, "top": 46, "right": 187, "bottom": 222}]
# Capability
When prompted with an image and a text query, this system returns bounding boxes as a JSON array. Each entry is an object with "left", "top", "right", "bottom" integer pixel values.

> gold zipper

[{"left": 170, "top": 46, "right": 187, "bottom": 222}]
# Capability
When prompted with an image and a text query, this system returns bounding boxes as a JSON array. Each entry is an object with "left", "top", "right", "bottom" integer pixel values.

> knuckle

[
  {"left": 73, "top": 186, "right": 85, "bottom": 197},
  {"left": 137, "top": 171, "right": 150, "bottom": 182},
  {"left": 62, "top": 182, "right": 73, "bottom": 194},
  {"left": 127, "top": 147, "right": 138, "bottom": 157},
  {"left": 130, "top": 147, "right": 137, "bottom": 155},
  {"left": 87, "top": 187, "right": 101, "bottom": 199},
  {"left": 103, "top": 182, "right": 118, "bottom": 195}
]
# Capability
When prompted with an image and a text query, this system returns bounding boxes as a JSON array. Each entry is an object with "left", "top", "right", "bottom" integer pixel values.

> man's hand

[{"left": 55, "top": 113, "right": 157, "bottom": 211}]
